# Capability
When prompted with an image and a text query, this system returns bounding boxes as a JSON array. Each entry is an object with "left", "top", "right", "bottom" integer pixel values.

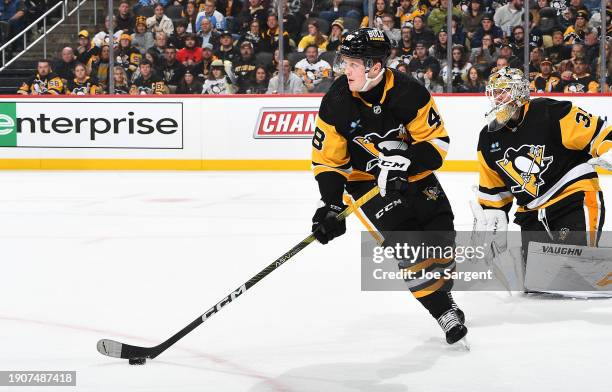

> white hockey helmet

[{"left": 485, "top": 67, "right": 530, "bottom": 132}]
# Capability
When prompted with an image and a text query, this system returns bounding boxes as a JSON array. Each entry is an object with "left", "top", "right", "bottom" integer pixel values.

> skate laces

[{"left": 437, "top": 309, "right": 460, "bottom": 333}]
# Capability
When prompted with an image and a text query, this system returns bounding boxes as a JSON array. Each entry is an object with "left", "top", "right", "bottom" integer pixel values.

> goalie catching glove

[
  {"left": 377, "top": 148, "right": 411, "bottom": 197},
  {"left": 312, "top": 202, "right": 347, "bottom": 244}
]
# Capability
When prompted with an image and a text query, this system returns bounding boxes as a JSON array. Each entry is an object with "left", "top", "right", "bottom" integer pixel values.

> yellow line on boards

[{"left": 0, "top": 159, "right": 609, "bottom": 174}]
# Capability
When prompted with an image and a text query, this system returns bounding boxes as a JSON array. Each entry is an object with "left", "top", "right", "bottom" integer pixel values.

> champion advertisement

[
  {"left": 0, "top": 101, "right": 183, "bottom": 149},
  {"left": 253, "top": 107, "right": 317, "bottom": 138}
]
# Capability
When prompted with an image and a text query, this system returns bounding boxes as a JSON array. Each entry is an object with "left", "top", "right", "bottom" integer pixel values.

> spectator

[
  {"left": 561, "top": 56, "right": 599, "bottom": 92},
  {"left": 184, "top": 0, "right": 199, "bottom": 33},
  {"left": 107, "top": 66, "right": 131, "bottom": 94},
  {"left": 147, "top": 4, "right": 174, "bottom": 37},
  {"left": 462, "top": 0, "right": 484, "bottom": 42},
  {"left": 509, "top": 25, "right": 527, "bottom": 61},
  {"left": 75, "top": 30, "right": 99, "bottom": 69},
  {"left": 327, "top": 18, "right": 345, "bottom": 51},
  {"left": 530, "top": 57, "right": 561, "bottom": 92},
  {"left": 544, "top": 30, "right": 571, "bottom": 65},
  {"left": 91, "top": 45, "right": 111, "bottom": 90},
  {"left": 295, "top": 44, "right": 332, "bottom": 92},
  {"left": 458, "top": 66, "right": 485, "bottom": 92},
  {"left": 130, "top": 59, "right": 169, "bottom": 94},
  {"left": 410, "top": 16, "right": 435, "bottom": 48},
  {"left": 176, "top": 33, "right": 204, "bottom": 66},
  {"left": 563, "top": 9, "right": 589, "bottom": 44},
  {"left": 202, "top": 59, "right": 236, "bottom": 93},
  {"left": 65, "top": 63, "right": 99, "bottom": 95},
  {"left": 17, "top": 59, "right": 63, "bottom": 95},
  {"left": 422, "top": 65, "right": 444, "bottom": 93},
  {"left": 196, "top": 0, "right": 226, "bottom": 31},
  {"left": 491, "top": 55, "right": 509, "bottom": 73},
  {"left": 117, "top": 34, "right": 142, "bottom": 77},
  {"left": 429, "top": 28, "right": 448, "bottom": 62},
  {"left": 469, "top": 33, "right": 495, "bottom": 75},
  {"left": 147, "top": 32, "right": 168, "bottom": 63},
  {"left": 558, "top": 6, "right": 576, "bottom": 32},
  {"left": 450, "top": 14, "right": 467, "bottom": 46},
  {"left": 395, "top": 0, "right": 426, "bottom": 26},
  {"left": 440, "top": 44, "right": 471, "bottom": 90},
  {"left": 260, "top": 14, "right": 290, "bottom": 53},
  {"left": 398, "top": 25, "right": 413, "bottom": 56},
  {"left": 161, "top": 45, "right": 186, "bottom": 92},
  {"left": 497, "top": 43, "right": 522, "bottom": 68},
  {"left": 237, "top": 0, "right": 267, "bottom": 33},
  {"left": 396, "top": 62, "right": 410, "bottom": 73},
  {"left": 175, "top": 68, "right": 203, "bottom": 93},
  {"left": 199, "top": 18, "right": 221, "bottom": 50},
  {"left": 494, "top": 0, "right": 524, "bottom": 37},
  {"left": 169, "top": 21, "right": 188, "bottom": 50},
  {"left": 386, "top": 46, "right": 403, "bottom": 68},
  {"left": 267, "top": 59, "right": 306, "bottom": 93},
  {"left": 528, "top": 46, "right": 544, "bottom": 79},
  {"left": 381, "top": 13, "right": 401, "bottom": 43},
  {"left": 239, "top": 19, "right": 262, "bottom": 52},
  {"left": 298, "top": 19, "right": 328, "bottom": 52},
  {"left": 232, "top": 41, "right": 257, "bottom": 92},
  {"left": 243, "top": 65, "right": 269, "bottom": 94},
  {"left": 319, "top": 0, "right": 362, "bottom": 23},
  {"left": 361, "top": 0, "right": 389, "bottom": 28},
  {"left": 197, "top": 43, "right": 217, "bottom": 79},
  {"left": 54, "top": 47, "right": 77, "bottom": 82},
  {"left": 427, "top": 0, "right": 462, "bottom": 34},
  {"left": 0, "top": 0, "right": 26, "bottom": 50},
  {"left": 582, "top": 26, "right": 599, "bottom": 69},
  {"left": 471, "top": 14, "right": 503, "bottom": 48},
  {"left": 116, "top": 1, "right": 134, "bottom": 34},
  {"left": 408, "top": 41, "right": 440, "bottom": 80},
  {"left": 132, "top": 16, "right": 155, "bottom": 55},
  {"left": 93, "top": 17, "right": 123, "bottom": 47},
  {"left": 530, "top": 0, "right": 549, "bottom": 28},
  {"left": 214, "top": 30, "right": 238, "bottom": 62}
]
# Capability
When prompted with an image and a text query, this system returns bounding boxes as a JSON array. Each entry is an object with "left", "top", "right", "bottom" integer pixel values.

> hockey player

[
  {"left": 475, "top": 67, "right": 611, "bottom": 261},
  {"left": 310, "top": 28, "right": 467, "bottom": 345}
]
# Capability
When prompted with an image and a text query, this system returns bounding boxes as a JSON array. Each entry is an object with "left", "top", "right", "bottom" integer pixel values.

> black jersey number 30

[
  {"left": 427, "top": 107, "right": 442, "bottom": 129},
  {"left": 575, "top": 110, "right": 591, "bottom": 128},
  {"left": 312, "top": 128, "right": 325, "bottom": 150}
]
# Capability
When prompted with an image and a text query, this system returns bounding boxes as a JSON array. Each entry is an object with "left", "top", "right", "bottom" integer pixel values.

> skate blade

[{"left": 457, "top": 336, "right": 470, "bottom": 351}]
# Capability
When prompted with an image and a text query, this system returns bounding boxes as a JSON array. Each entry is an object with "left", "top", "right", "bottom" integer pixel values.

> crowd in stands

[
  {"left": 1, "top": 0, "right": 64, "bottom": 52},
  {"left": 14, "top": 0, "right": 612, "bottom": 95}
]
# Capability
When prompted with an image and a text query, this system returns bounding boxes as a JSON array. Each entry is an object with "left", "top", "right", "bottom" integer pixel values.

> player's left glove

[
  {"left": 377, "top": 149, "right": 411, "bottom": 197},
  {"left": 588, "top": 150, "right": 612, "bottom": 171},
  {"left": 311, "top": 202, "right": 347, "bottom": 244}
]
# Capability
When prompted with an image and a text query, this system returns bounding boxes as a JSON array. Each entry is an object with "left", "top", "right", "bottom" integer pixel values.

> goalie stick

[{"left": 97, "top": 186, "right": 380, "bottom": 362}]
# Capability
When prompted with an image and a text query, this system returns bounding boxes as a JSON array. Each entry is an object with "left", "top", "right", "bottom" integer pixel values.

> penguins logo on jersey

[
  {"left": 71, "top": 85, "right": 90, "bottom": 95},
  {"left": 496, "top": 144, "right": 553, "bottom": 197},
  {"left": 353, "top": 125, "right": 409, "bottom": 171}
]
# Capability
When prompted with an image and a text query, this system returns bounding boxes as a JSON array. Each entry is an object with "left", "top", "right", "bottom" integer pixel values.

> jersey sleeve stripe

[
  {"left": 478, "top": 150, "right": 506, "bottom": 189},
  {"left": 477, "top": 190, "right": 513, "bottom": 202}
]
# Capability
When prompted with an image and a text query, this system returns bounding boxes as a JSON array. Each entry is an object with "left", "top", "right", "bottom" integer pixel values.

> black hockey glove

[
  {"left": 377, "top": 148, "right": 411, "bottom": 197},
  {"left": 311, "top": 202, "right": 347, "bottom": 244}
]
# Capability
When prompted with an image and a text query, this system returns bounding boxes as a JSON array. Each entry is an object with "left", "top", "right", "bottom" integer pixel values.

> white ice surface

[{"left": 0, "top": 171, "right": 610, "bottom": 392}]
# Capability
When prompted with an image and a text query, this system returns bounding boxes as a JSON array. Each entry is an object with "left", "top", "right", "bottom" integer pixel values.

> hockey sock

[{"left": 416, "top": 291, "right": 454, "bottom": 320}]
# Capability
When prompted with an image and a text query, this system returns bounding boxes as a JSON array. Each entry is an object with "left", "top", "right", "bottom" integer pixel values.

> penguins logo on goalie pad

[
  {"left": 353, "top": 125, "right": 408, "bottom": 172},
  {"left": 496, "top": 144, "right": 553, "bottom": 197}
]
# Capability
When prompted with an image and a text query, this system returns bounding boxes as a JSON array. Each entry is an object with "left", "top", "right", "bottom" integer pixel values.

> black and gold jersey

[
  {"left": 530, "top": 73, "right": 561, "bottom": 93},
  {"left": 312, "top": 69, "right": 449, "bottom": 202},
  {"left": 65, "top": 76, "right": 99, "bottom": 95},
  {"left": 17, "top": 73, "right": 64, "bottom": 95},
  {"left": 477, "top": 98, "right": 611, "bottom": 214},
  {"left": 129, "top": 75, "right": 168, "bottom": 95},
  {"left": 562, "top": 73, "right": 599, "bottom": 93}
]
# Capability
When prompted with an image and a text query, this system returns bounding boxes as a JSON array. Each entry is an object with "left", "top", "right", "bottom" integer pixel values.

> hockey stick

[{"left": 97, "top": 186, "right": 380, "bottom": 363}]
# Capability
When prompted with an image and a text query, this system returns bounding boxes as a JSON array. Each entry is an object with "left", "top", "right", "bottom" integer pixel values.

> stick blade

[{"left": 97, "top": 339, "right": 124, "bottom": 358}]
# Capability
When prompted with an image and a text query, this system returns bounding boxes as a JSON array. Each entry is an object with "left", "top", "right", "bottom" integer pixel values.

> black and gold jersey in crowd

[
  {"left": 18, "top": 73, "right": 64, "bottom": 95},
  {"left": 65, "top": 76, "right": 99, "bottom": 95},
  {"left": 129, "top": 74, "right": 168, "bottom": 95},
  {"left": 562, "top": 73, "right": 599, "bottom": 93},
  {"left": 530, "top": 72, "right": 561, "bottom": 93},
  {"left": 478, "top": 98, "right": 611, "bottom": 214},
  {"left": 117, "top": 47, "right": 142, "bottom": 74},
  {"left": 312, "top": 68, "right": 449, "bottom": 203}
]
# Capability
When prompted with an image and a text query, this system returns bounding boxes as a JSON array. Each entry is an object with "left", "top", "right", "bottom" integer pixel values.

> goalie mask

[{"left": 485, "top": 67, "right": 530, "bottom": 132}]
